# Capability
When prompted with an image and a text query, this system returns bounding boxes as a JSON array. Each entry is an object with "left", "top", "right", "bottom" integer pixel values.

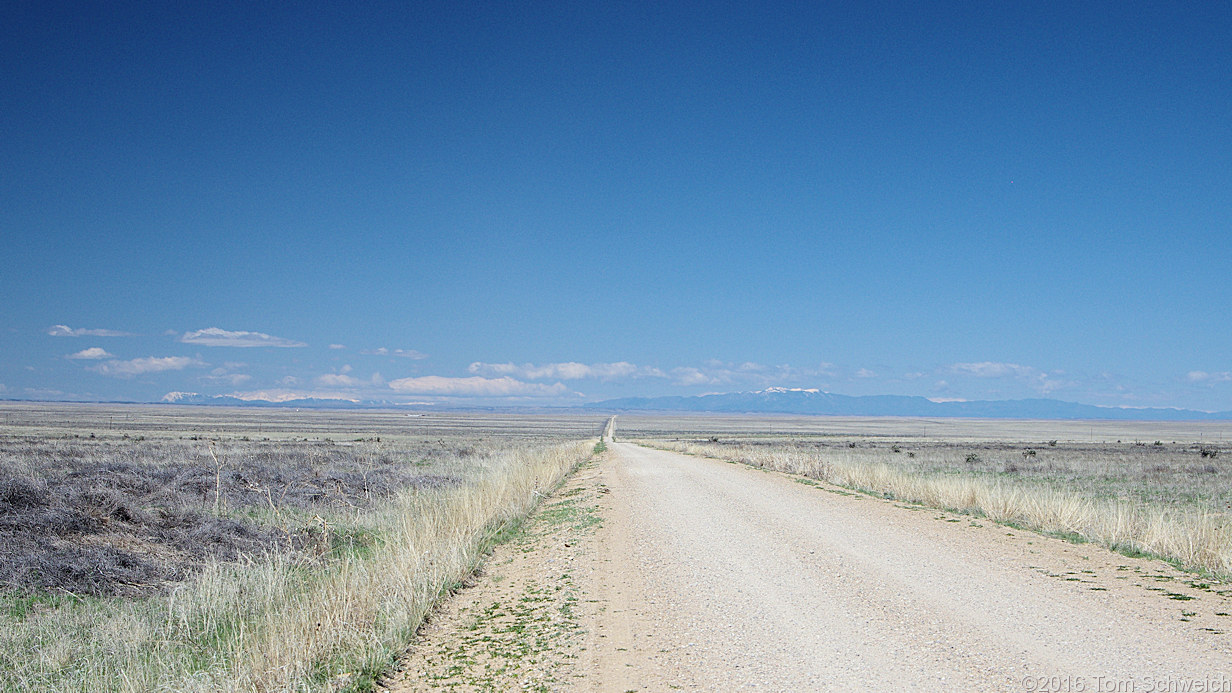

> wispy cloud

[
  {"left": 949, "top": 361, "right": 1036, "bottom": 378},
  {"left": 388, "top": 375, "right": 567, "bottom": 397},
  {"left": 180, "top": 327, "right": 306, "bottom": 348},
  {"left": 66, "top": 347, "right": 114, "bottom": 360},
  {"left": 204, "top": 373, "right": 253, "bottom": 386},
  {"left": 669, "top": 361, "right": 839, "bottom": 388},
  {"left": 361, "top": 347, "right": 428, "bottom": 359},
  {"left": 224, "top": 389, "right": 360, "bottom": 403},
  {"left": 670, "top": 366, "right": 717, "bottom": 386},
  {"left": 328, "top": 344, "right": 347, "bottom": 350},
  {"left": 312, "top": 369, "right": 384, "bottom": 389},
  {"left": 467, "top": 359, "right": 846, "bottom": 389},
  {"left": 23, "top": 387, "right": 65, "bottom": 398},
  {"left": 202, "top": 364, "right": 252, "bottom": 386},
  {"left": 91, "top": 356, "right": 206, "bottom": 377},
  {"left": 947, "top": 361, "right": 1069, "bottom": 394},
  {"left": 468, "top": 361, "right": 664, "bottom": 381},
  {"left": 48, "top": 324, "right": 132, "bottom": 337},
  {"left": 1187, "top": 371, "right": 1232, "bottom": 384}
]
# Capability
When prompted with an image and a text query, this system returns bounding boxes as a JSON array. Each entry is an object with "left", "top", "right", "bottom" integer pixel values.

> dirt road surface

[
  {"left": 392, "top": 442, "right": 1232, "bottom": 691},
  {"left": 574, "top": 442, "right": 1232, "bottom": 691}
]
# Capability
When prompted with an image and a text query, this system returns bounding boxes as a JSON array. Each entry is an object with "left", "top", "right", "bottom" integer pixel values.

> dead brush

[
  {"left": 209, "top": 443, "right": 224, "bottom": 517},
  {"left": 0, "top": 435, "right": 469, "bottom": 598},
  {"left": 0, "top": 419, "right": 597, "bottom": 691}
]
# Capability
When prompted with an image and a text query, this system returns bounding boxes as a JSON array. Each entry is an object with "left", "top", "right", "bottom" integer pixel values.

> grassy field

[
  {"left": 620, "top": 413, "right": 1232, "bottom": 578},
  {"left": 9, "top": 405, "right": 1232, "bottom": 688},
  {"left": 0, "top": 403, "right": 605, "bottom": 692}
]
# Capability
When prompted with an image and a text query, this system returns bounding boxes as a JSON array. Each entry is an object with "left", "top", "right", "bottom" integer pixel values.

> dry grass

[
  {"left": 614, "top": 412, "right": 1232, "bottom": 444},
  {"left": 0, "top": 405, "right": 603, "bottom": 692},
  {"left": 640, "top": 436, "right": 1232, "bottom": 579}
]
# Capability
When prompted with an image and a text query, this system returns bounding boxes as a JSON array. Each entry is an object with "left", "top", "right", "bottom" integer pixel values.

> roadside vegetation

[
  {"left": 638, "top": 436, "right": 1232, "bottom": 579},
  {"left": 0, "top": 405, "right": 603, "bottom": 692},
  {"left": 396, "top": 456, "right": 605, "bottom": 691}
]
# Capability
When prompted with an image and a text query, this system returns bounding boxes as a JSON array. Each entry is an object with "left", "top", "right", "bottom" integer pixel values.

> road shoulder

[{"left": 381, "top": 455, "right": 608, "bottom": 691}]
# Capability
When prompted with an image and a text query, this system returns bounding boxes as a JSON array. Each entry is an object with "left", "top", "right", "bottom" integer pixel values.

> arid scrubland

[
  {"left": 621, "top": 414, "right": 1232, "bottom": 578},
  {"left": 0, "top": 404, "right": 604, "bottom": 692}
]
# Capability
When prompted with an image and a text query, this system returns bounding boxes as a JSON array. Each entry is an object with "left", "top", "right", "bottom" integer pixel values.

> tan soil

[{"left": 390, "top": 442, "right": 1232, "bottom": 691}]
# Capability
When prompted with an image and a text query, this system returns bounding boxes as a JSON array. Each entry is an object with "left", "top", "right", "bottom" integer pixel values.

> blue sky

[{"left": 3, "top": 1, "right": 1231, "bottom": 410}]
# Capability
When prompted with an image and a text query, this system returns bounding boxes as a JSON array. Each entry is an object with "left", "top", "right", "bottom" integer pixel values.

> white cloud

[
  {"left": 468, "top": 359, "right": 843, "bottom": 390},
  {"left": 204, "top": 373, "right": 253, "bottom": 386},
  {"left": 67, "top": 347, "right": 114, "bottom": 360},
  {"left": 91, "top": 356, "right": 206, "bottom": 377},
  {"left": 226, "top": 389, "right": 360, "bottom": 403},
  {"left": 855, "top": 368, "right": 877, "bottom": 378},
  {"left": 1036, "top": 378, "right": 1068, "bottom": 395},
  {"left": 468, "top": 361, "right": 665, "bottom": 381},
  {"left": 388, "top": 375, "right": 567, "bottom": 397},
  {"left": 362, "top": 347, "right": 429, "bottom": 359},
  {"left": 313, "top": 370, "right": 386, "bottom": 389},
  {"left": 670, "top": 361, "right": 833, "bottom": 388},
  {"left": 316, "top": 373, "right": 361, "bottom": 388},
  {"left": 180, "top": 327, "right": 306, "bottom": 348},
  {"left": 949, "top": 361, "right": 1037, "bottom": 378},
  {"left": 947, "top": 361, "right": 1069, "bottom": 394},
  {"left": 201, "top": 363, "right": 252, "bottom": 386},
  {"left": 48, "top": 324, "right": 131, "bottom": 337},
  {"left": 23, "top": 387, "right": 65, "bottom": 397},
  {"left": 1188, "top": 371, "right": 1232, "bottom": 383},
  {"left": 328, "top": 344, "right": 347, "bottom": 350},
  {"left": 671, "top": 367, "right": 719, "bottom": 386}
]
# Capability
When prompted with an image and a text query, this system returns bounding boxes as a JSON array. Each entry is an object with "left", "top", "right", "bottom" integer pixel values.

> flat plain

[
  {"left": 0, "top": 403, "right": 604, "bottom": 691},
  {"left": 395, "top": 413, "right": 1232, "bottom": 691},
  {"left": 4, "top": 405, "right": 1232, "bottom": 691}
]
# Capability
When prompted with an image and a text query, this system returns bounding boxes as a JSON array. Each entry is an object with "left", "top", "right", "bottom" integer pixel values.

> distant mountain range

[
  {"left": 584, "top": 387, "right": 1232, "bottom": 421},
  {"left": 160, "top": 392, "right": 393, "bottom": 409},
  {"left": 145, "top": 389, "right": 1232, "bottom": 420}
]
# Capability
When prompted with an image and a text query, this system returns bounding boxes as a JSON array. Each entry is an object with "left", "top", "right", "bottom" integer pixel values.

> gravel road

[{"left": 575, "top": 442, "right": 1232, "bottom": 692}]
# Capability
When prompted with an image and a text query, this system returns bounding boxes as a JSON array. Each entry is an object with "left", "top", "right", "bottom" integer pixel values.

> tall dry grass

[
  {"left": 646, "top": 440, "right": 1232, "bottom": 578},
  {"left": 0, "top": 440, "right": 592, "bottom": 692}
]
